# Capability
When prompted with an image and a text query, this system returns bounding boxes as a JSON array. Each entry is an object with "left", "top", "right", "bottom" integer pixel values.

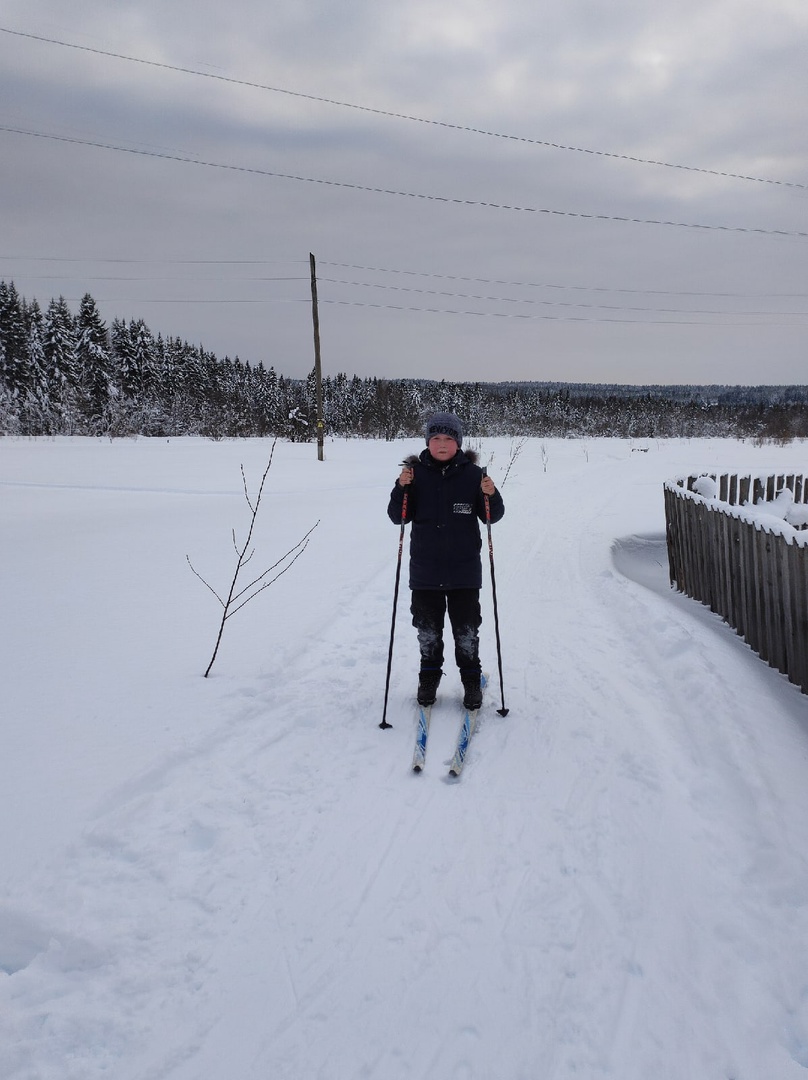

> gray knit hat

[{"left": 425, "top": 411, "right": 463, "bottom": 447}]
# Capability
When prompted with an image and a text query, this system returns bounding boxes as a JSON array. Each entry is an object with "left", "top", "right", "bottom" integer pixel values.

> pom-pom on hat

[{"left": 425, "top": 411, "right": 463, "bottom": 447}]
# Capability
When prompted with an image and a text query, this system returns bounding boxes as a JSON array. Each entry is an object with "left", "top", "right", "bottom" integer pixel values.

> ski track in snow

[{"left": 3, "top": 437, "right": 808, "bottom": 1079}]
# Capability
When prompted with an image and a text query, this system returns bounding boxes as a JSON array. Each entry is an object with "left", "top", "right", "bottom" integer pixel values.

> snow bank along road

[{"left": 2, "top": 436, "right": 808, "bottom": 1079}]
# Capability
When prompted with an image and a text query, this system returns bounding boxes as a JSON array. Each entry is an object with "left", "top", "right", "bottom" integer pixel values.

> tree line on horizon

[{"left": 1, "top": 281, "right": 806, "bottom": 442}]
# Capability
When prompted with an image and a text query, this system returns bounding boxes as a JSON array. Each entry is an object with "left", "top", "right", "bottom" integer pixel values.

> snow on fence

[{"left": 664, "top": 472, "right": 808, "bottom": 695}]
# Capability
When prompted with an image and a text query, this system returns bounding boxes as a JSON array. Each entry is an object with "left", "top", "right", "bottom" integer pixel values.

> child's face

[{"left": 428, "top": 434, "right": 459, "bottom": 462}]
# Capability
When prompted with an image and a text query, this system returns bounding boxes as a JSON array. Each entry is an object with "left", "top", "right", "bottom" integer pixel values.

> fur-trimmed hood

[{"left": 402, "top": 448, "right": 478, "bottom": 469}]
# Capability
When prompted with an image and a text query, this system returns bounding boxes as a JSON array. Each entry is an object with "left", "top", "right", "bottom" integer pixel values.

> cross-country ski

[
  {"left": 447, "top": 673, "right": 489, "bottom": 778},
  {"left": 411, "top": 702, "right": 432, "bottom": 772}
]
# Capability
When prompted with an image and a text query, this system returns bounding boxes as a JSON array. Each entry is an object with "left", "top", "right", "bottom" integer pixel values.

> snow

[
  {"left": 670, "top": 470, "right": 808, "bottom": 543},
  {"left": 3, "top": 435, "right": 808, "bottom": 1079}
]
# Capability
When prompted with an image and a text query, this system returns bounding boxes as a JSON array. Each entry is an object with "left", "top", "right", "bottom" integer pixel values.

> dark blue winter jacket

[{"left": 387, "top": 449, "right": 505, "bottom": 590}]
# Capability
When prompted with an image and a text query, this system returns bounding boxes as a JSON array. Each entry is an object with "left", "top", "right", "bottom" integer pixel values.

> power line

[
  {"left": 0, "top": 255, "right": 304, "bottom": 266},
  {"left": 59, "top": 297, "right": 308, "bottom": 304},
  {"left": 317, "top": 297, "right": 796, "bottom": 327},
  {"left": 1, "top": 25, "right": 804, "bottom": 192},
  {"left": 0, "top": 273, "right": 307, "bottom": 283},
  {"left": 2, "top": 124, "right": 806, "bottom": 240},
  {"left": 48, "top": 293, "right": 801, "bottom": 327},
  {"left": 317, "top": 276, "right": 808, "bottom": 318},
  {"left": 3, "top": 255, "right": 805, "bottom": 300},
  {"left": 319, "top": 261, "right": 808, "bottom": 300}
]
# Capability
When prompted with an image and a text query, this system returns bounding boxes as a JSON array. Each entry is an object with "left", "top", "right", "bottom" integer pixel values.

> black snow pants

[{"left": 410, "top": 588, "right": 482, "bottom": 678}]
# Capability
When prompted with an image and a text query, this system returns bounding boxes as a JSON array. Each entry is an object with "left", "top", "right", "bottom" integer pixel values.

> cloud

[{"left": 1, "top": 0, "right": 807, "bottom": 386}]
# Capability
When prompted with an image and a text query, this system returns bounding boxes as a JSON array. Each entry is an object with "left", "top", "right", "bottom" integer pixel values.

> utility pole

[{"left": 309, "top": 252, "right": 325, "bottom": 461}]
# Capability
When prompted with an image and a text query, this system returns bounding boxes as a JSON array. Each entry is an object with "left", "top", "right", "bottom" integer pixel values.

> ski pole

[
  {"left": 380, "top": 489, "right": 408, "bottom": 729},
  {"left": 482, "top": 468, "right": 509, "bottom": 717}
]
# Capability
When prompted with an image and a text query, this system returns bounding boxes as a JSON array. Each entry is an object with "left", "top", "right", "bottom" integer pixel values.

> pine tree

[
  {"left": 160, "top": 335, "right": 187, "bottom": 400},
  {"left": 20, "top": 299, "right": 53, "bottom": 434},
  {"left": 76, "top": 293, "right": 112, "bottom": 422},
  {"left": 263, "top": 365, "right": 283, "bottom": 434},
  {"left": 0, "top": 281, "right": 29, "bottom": 396},
  {"left": 129, "top": 318, "right": 156, "bottom": 397},
  {"left": 109, "top": 317, "right": 130, "bottom": 396},
  {"left": 42, "top": 297, "right": 79, "bottom": 426}
]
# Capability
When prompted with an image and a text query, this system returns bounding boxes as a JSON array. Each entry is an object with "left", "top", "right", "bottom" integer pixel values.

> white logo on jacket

[{"left": 453, "top": 502, "right": 473, "bottom": 514}]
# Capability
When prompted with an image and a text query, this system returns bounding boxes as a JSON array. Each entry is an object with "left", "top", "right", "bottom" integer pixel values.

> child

[{"left": 387, "top": 411, "right": 505, "bottom": 709}]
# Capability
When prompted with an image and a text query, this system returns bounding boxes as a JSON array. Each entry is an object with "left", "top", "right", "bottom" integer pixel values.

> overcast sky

[{"left": 1, "top": 1, "right": 807, "bottom": 385}]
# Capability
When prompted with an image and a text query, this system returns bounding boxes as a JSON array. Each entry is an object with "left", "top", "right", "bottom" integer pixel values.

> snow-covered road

[{"left": 3, "top": 436, "right": 808, "bottom": 1079}]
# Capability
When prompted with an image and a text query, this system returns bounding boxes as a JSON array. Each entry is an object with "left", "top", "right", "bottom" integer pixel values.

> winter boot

[
  {"left": 417, "top": 669, "right": 442, "bottom": 707},
  {"left": 461, "top": 672, "right": 482, "bottom": 711}
]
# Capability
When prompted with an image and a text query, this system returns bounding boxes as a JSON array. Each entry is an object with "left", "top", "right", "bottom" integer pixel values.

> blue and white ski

[
  {"left": 448, "top": 674, "right": 488, "bottom": 779},
  {"left": 411, "top": 703, "right": 433, "bottom": 772}
]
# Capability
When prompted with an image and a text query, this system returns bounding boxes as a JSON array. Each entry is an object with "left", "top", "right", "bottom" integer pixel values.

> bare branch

[
  {"left": 187, "top": 439, "right": 317, "bottom": 677},
  {"left": 230, "top": 521, "right": 320, "bottom": 605},
  {"left": 501, "top": 436, "right": 527, "bottom": 487},
  {"left": 226, "top": 535, "right": 316, "bottom": 618},
  {"left": 240, "top": 463, "right": 255, "bottom": 514},
  {"left": 186, "top": 555, "right": 225, "bottom": 607}
]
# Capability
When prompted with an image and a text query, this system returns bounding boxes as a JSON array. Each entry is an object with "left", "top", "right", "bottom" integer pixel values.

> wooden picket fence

[{"left": 664, "top": 473, "right": 808, "bottom": 695}]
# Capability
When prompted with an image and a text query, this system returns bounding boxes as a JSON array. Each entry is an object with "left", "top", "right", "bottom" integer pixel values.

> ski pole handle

[
  {"left": 482, "top": 466, "right": 492, "bottom": 524},
  {"left": 398, "top": 490, "right": 409, "bottom": 545}
]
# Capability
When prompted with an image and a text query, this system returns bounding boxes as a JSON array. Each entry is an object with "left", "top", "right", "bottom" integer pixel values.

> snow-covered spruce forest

[{"left": 2, "top": 282, "right": 808, "bottom": 440}]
